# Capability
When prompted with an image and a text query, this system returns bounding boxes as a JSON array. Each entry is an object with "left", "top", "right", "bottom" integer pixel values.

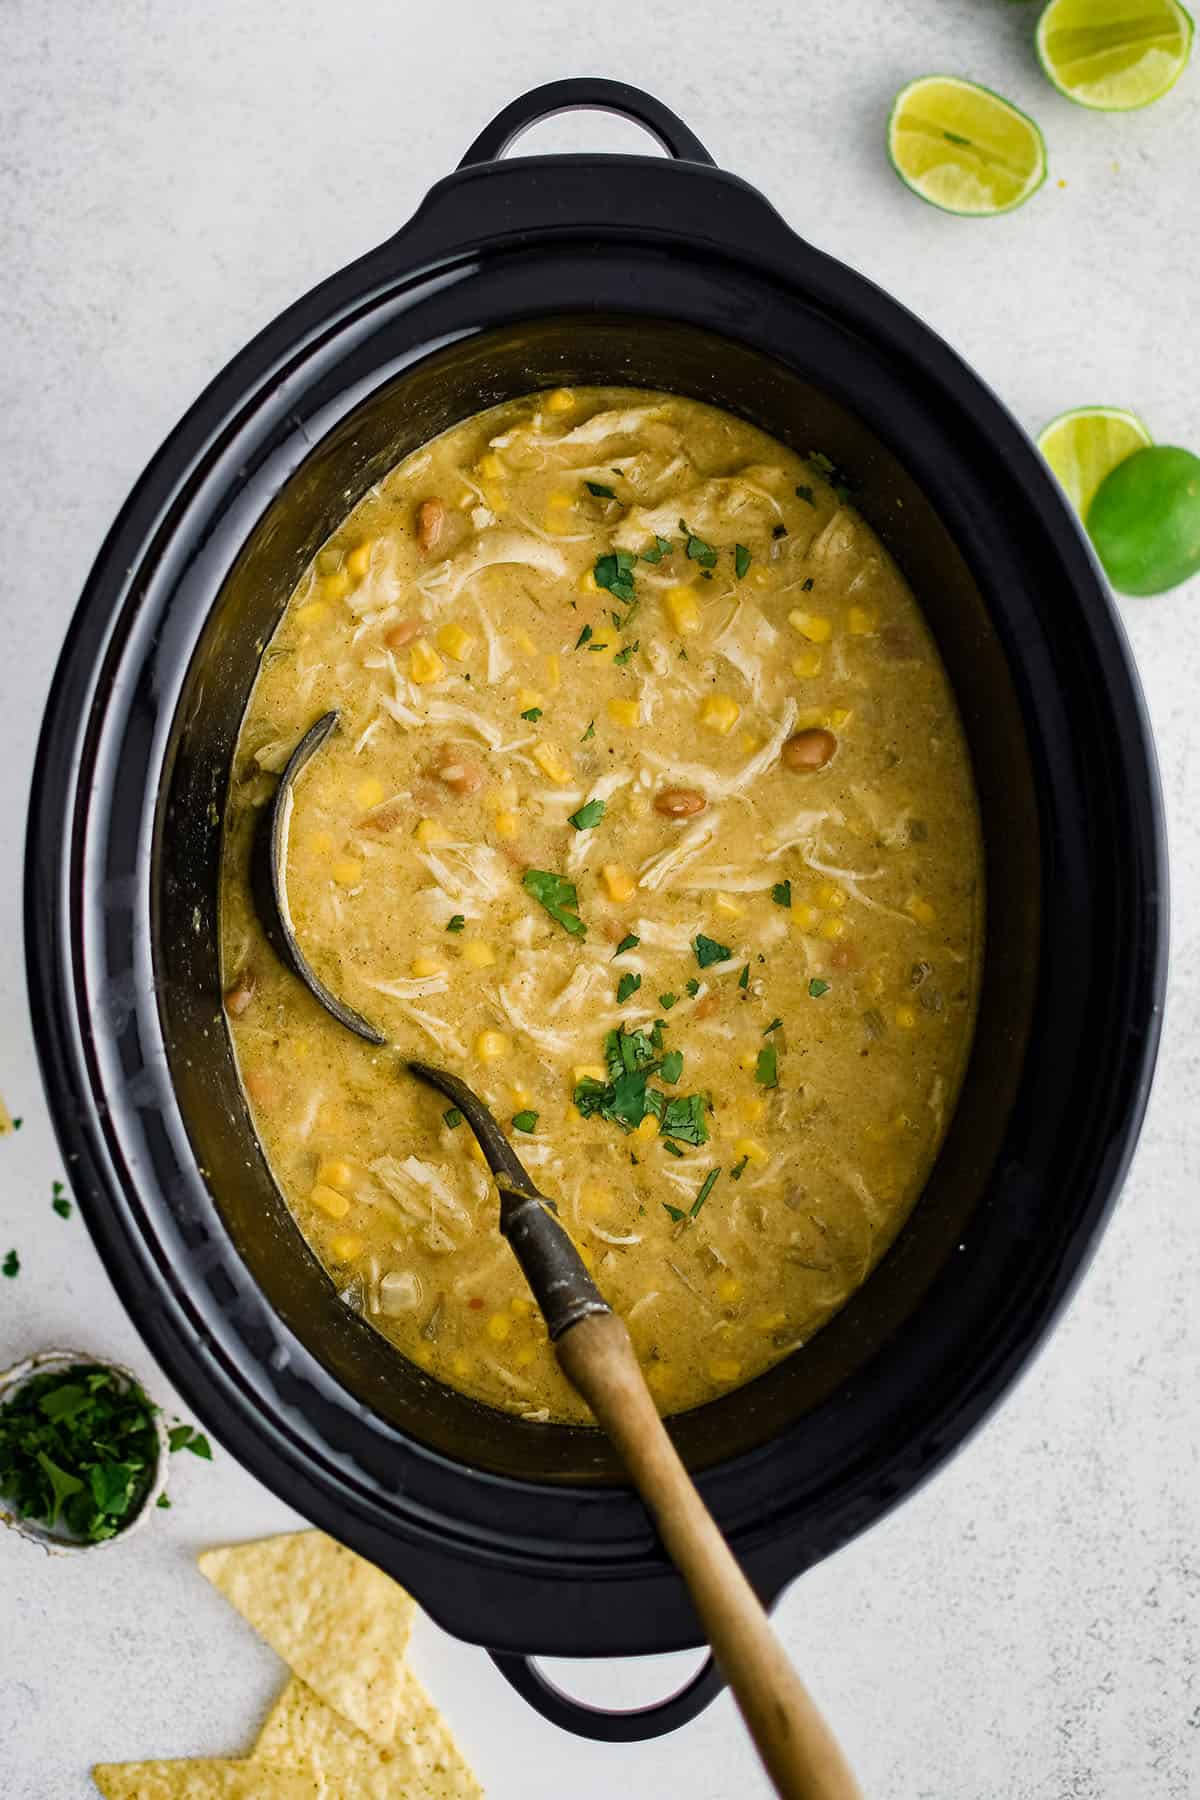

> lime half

[
  {"left": 1087, "top": 446, "right": 1200, "bottom": 594},
  {"left": 1037, "top": 406, "right": 1153, "bottom": 518},
  {"left": 1037, "top": 0, "right": 1194, "bottom": 110},
  {"left": 888, "top": 76, "right": 1048, "bottom": 216}
]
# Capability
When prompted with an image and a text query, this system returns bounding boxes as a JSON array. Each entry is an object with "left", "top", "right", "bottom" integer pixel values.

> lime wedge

[
  {"left": 1037, "top": 0, "right": 1193, "bottom": 110},
  {"left": 1087, "top": 446, "right": 1200, "bottom": 594},
  {"left": 1037, "top": 407, "right": 1153, "bottom": 518},
  {"left": 888, "top": 76, "right": 1048, "bottom": 216}
]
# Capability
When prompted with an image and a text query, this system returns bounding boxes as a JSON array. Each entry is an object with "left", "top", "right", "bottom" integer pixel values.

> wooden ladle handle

[{"left": 556, "top": 1312, "right": 862, "bottom": 1800}]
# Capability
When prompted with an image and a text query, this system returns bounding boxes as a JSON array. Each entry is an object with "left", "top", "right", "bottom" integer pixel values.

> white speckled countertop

[{"left": 1, "top": 3, "right": 1197, "bottom": 1795}]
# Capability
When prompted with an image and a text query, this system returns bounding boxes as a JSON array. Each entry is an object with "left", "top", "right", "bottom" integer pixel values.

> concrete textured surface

[{"left": 1, "top": 2, "right": 1197, "bottom": 1795}]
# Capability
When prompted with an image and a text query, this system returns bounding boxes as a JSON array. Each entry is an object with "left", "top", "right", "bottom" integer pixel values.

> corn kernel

[
  {"left": 475, "top": 1030, "right": 511, "bottom": 1061},
  {"left": 574, "top": 1064, "right": 607, "bottom": 1084},
  {"left": 493, "top": 811, "right": 519, "bottom": 839},
  {"left": 717, "top": 1276, "right": 744, "bottom": 1305},
  {"left": 664, "top": 585, "right": 701, "bottom": 634},
  {"left": 331, "top": 857, "right": 363, "bottom": 886},
  {"left": 513, "top": 628, "right": 537, "bottom": 655},
  {"left": 355, "top": 777, "right": 385, "bottom": 809},
  {"left": 756, "top": 1310, "right": 787, "bottom": 1333},
  {"left": 517, "top": 687, "right": 543, "bottom": 712},
  {"left": 463, "top": 940, "right": 496, "bottom": 969},
  {"left": 829, "top": 707, "right": 853, "bottom": 729},
  {"left": 708, "top": 1357, "right": 742, "bottom": 1384},
  {"left": 818, "top": 882, "right": 847, "bottom": 909},
  {"left": 545, "top": 388, "right": 575, "bottom": 413},
  {"left": 317, "top": 1159, "right": 354, "bottom": 1191},
  {"left": 906, "top": 895, "right": 936, "bottom": 925},
  {"left": 345, "top": 541, "right": 373, "bottom": 580},
  {"left": 411, "top": 956, "right": 445, "bottom": 978},
  {"left": 515, "top": 1344, "right": 537, "bottom": 1368},
  {"left": 478, "top": 452, "right": 504, "bottom": 480},
  {"left": 485, "top": 1312, "right": 512, "bottom": 1343},
  {"left": 544, "top": 511, "right": 574, "bottom": 535},
  {"left": 451, "top": 1352, "right": 471, "bottom": 1378},
  {"left": 734, "top": 1138, "right": 769, "bottom": 1167},
  {"left": 547, "top": 490, "right": 573, "bottom": 509},
  {"left": 468, "top": 1137, "right": 487, "bottom": 1165},
  {"left": 311, "top": 1183, "right": 351, "bottom": 1220},
  {"left": 737, "top": 1047, "right": 758, "bottom": 1072},
  {"left": 490, "top": 781, "right": 519, "bottom": 810},
  {"left": 607, "top": 697, "right": 640, "bottom": 729},
  {"left": 409, "top": 638, "right": 446, "bottom": 684},
  {"left": 699, "top": 693, "right": 741, "bottom": 735},
  {"left": 544, "top": 653, "right": 561, "bottom": 690},
  {"left": 847, "top": 606, "right": 878, "bottom": 636},
  {"left": 793, "top": 903, "right": 820, "bottom": 931},
  {"left": 328, "top": 1233, "right": 363, "bottom": 1261},
  {"left": 511, "top": 1085, "right": 533, "bottom": 1107},
  {"left": 738, "top": 1095, "right": 765, "bottom": 1123},
  {"left": 533, "top": 741, "right": 572, "bottom": 784},
  {"left": 510, "top": 1295, "right": 534, "bottom": 1317},
  {"left": 792, "top": 646, "right": 823, "bottom": 679},
  {"left": 738, "top": 731, "right": 760, "bottom": 754},
  {"left": 601, "top": 863, "right": 636, "bottom": 903},
  {"left": 435, "top": 620, "right": 475, "bottom": 662},
  {"left": 322, "top": 570, "right": 351, "bottom": 601},
  {"left": 309, "top": 829, "right": 335, "bottom": 855},
  {"left": 714, "top": 893, "right": 743, "bottom": 917},
  {"left": 634, "top": 1112, "right": 659, "bottom": 1140},
  {"left": 819, "top": 916, "right": 846, "bottom": 940},
  {"left": 788, "top": 611, "right": 832, "bottom": 643},
  {"left": 415, "top": 817, "right": 448, "bottom": 847},
  {"left": 895, "top": 1006, "right": 917, "bottom": 1030},
  {"left": 294, "top": 600, "right": 328, "bottom": 627},
  {"left": 578, "top": 570, "right": 600, "bottom": 596}
]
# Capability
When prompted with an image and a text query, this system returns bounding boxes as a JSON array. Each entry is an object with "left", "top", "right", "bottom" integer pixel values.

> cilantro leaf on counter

[{"left": 2, "top": 1249, "right": 18, "bottom": 1278}]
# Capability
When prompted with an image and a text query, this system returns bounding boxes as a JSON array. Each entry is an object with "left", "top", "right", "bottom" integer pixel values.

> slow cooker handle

[
  {"left": 457, "top": 78, "right": 715, "bottom": 168},
  {"left": 489, "top": 1648, "right": 725, "bottom": 1740}
]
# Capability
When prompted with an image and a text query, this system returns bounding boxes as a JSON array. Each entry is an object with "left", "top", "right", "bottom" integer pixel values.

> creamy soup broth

[{"left": 221, "top": 387, "right": 983, "bottom": 1424}]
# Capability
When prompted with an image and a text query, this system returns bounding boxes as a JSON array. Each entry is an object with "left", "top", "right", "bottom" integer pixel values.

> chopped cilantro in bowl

[{"left": 0, "top": 1351, "right": 170, "bottom": 1550}]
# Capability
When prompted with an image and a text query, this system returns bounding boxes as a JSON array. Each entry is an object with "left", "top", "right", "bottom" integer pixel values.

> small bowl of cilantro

[{"left": 0, "top": 1350, "right": 169, "bottom": 1551}]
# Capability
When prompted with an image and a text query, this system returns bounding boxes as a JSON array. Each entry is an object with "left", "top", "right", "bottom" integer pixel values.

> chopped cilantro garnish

[
  {"left": 737, "top": 964, "right": 750, "bottom": 990},
  {"left": 575, "top": 624, "right": 593, "bottom": 649},
  {"left": 446, "top": 914, "right": 466, "bottom": 932},
  {"left": 612, "top": 640, "right": 638, "bottom": 666},
  {"left": 658, "top": 992, "right": 678, "bottom": 1009},
  {"left": 772, "top": 523, "right": 788, "bottom": 539},
  {"left": 2, "top": 1248, "right": 18, "bottom": 1278},
  {"left": 659, "top": 1049, "right": 683, "bottom": 1083},
  {"left": 523, "top": 868, "right": 587, "bottom": 937},
  {"left": 512, "top": 1111, "right": 539, "bottom": 1133},
  {"left": 614, "top": 933, "right": 640, "bottom": 956},
  {"left": 661, "top": 1093, "right": 708, "bottom": 1146},
  {"left": 594, "top": 549, "right": 637, "bottom": 604},
  {"left": 755, "top": 1044, "right": 779, "bottom": 1088},
  {"left": 586, "top": 481, "right": 617, "bottom": 498},
  {"left": 691, "top": 1168, "right": 720, "bottom": 1218},
  {"left": 802, "top": 577, "right": 815, "bottom": 592},
  {"left": 616, "top": 972, "right": 642, "bottom": 1005},
  {"left": 662, "top": 1139, "right": 684, "bottom": 1157},
  {"left": 680, "top": 519, "right": 717, "bottom": 569},
  {"left": 443, "top": 1107, "right": 464, "bottom": 1129},
  {"left": 581, "top": 718, "right": 596, "bottom": 741},
  {"left": 641, "top": 535, "right": 674, "bottom": 564},
  {"left": 663, "top": 1202, "right": 687, "bottom": 1222},
  {"left": 685, "top": 977, "right": 701, "bottom": 997},
  {"left": 569, "top": 798, "right": 606, "bottom": 831},
  {"left": 693, "top": 934, "right": 732, "bottom": 969},
  {"left": 763, "top": 1017, "right": 783, "bottom": 1035},
  {"left": 587, "top": 641, "right": 609, "bottom": 652},
  {"left": 734, "top": 543, "right": 751, "bottom": 581},
  {"left": 808, "top": 978, "right": 831, "bottom": 998},
  {"left": 771, "top": 880, "right": 791, "bottom": 908},
  {"left": 729, "top": 1155, "right": 749, "bottom": 1182},
  {"left": 520, "top": 706, "right": 543, "bottom": 721},
  {"left": 795, "top": 484, "right": 815, "bottom": 506}
]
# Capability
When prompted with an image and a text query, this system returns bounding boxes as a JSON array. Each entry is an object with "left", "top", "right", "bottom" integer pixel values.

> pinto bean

[
  {"left": 385, "top": 617, "right": 422, "bottom": 650},
  {"left": 416, "top": 498, "right": 446, "bottom": 555},
  {"left": 434, "top": 756, "right": 484, "bottom": 795},
  {"left": 359, "top": 800, "right": 406, "bottom": 834},
  {"left": 224, "top": 970, "right": 257, "bottom": 1017},
  {"left": 782, "top": 727, "right": 838, "bottom": 772},
  {"left": 654, "top": 787, "right": 707, "bottom": 818},
  {"left": 693, "top": 992, "right": 720, "bottom": 1020}
]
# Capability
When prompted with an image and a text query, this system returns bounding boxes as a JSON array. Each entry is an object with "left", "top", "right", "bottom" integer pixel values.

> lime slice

[
  {"left": 1037, "top": 0, "right": 1193, "bottom": 110},
  {"left": 1037, "top": 406, "right": 1153, "bottom": 518},
  {"left": 888, "top": 76, "right": 1048, "bottom": 216},
  {"left": 1087, "top": 446, "right": 1200, "bottom": 594}
]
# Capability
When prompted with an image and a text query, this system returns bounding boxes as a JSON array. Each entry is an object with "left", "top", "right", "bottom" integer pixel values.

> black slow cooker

[{"left": 25, "top": 80, "right": 1167, "bottom": 1740}]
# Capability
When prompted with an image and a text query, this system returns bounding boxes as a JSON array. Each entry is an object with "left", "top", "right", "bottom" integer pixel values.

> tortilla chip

[
  {"left": 198, "top": 1532, "right": 415, "bottom": 1745},
  {"left": 93, "top": 1760, "right": 319, "bottom": 1799},
  {"left": 254, "top": 1677, "right": 482, "bottom": 1798}
]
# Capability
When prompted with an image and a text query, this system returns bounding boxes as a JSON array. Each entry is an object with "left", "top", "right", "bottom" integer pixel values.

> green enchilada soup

[{"left": 221, "top": 387, "right": 983, "bottom": 1424}]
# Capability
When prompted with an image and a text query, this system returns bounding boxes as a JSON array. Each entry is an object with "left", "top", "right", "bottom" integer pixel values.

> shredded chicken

[{"left": 640, "top": 699, "right": 798, "bottom": 801}]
